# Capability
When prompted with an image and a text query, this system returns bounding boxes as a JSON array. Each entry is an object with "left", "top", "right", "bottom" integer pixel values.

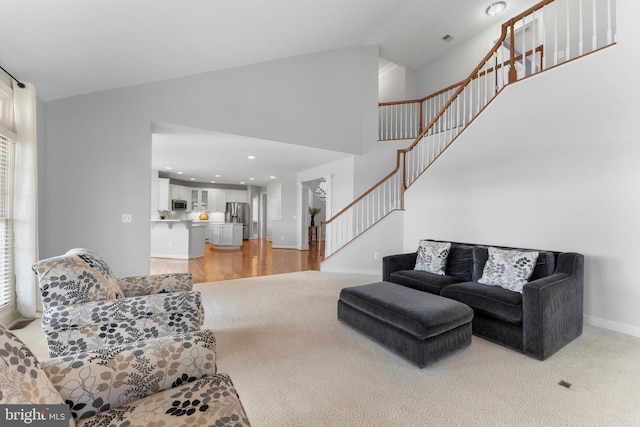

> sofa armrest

[
  {"left": 522, "top": 253, "right": 584, "bottom": 360},
  {"left": 118, "top": 273, "right": 193, "bottom": 297},
  {"left": 382, "top": 253, "right": 417, "bottom": 282},
  {"left": 41, "top": 291, "right": 203, "bottom": 332},
  {"left": 41, "top": 330, "right": 216, "bottom": 421}
]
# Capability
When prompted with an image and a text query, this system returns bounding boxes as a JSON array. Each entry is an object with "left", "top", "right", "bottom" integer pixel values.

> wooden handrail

[{"left": 323, "top": 0, "right": 615, "bottom": 259}]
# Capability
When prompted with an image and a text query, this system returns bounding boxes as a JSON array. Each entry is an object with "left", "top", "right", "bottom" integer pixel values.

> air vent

[{"left": 442, "top": 34, "right": 455, "bottom": 42}]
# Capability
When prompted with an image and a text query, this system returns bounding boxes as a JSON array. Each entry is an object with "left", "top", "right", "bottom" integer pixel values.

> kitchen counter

[{"left": 150, "top": 219, "right": 205, "bottom": 259}]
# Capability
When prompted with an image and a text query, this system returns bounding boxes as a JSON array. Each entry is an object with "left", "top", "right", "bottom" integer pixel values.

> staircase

[{"left": 322, "top": 0, "right": 617, "bottom": 259}]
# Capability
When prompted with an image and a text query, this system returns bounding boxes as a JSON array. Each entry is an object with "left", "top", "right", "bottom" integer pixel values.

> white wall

[
  {"left": 321, "top": 210, "right": 404, "bottom": 275},
  {"left": 40, "top": 45, "right": 379, "bottom": 276},
  {"left": 402, "top": 0, "right": 640, "bottom": 336}
]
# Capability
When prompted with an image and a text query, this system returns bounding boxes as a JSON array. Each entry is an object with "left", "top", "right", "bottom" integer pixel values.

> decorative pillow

[
  {"left": 478, "top": 247, "right": 539, "bottom": 293},
  {"left": 414, "top": 240, "right": 451, "bottom": 275},
  {"left": 33, "top": 249, "right": 124, "bottom": 310}
]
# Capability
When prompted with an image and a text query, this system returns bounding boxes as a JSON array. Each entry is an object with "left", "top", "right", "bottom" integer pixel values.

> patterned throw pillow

[
  {"left": 33, "top": 249, "right": 124, "bottom": 309},
  {"left": 478, "top": 247, "right": 539, "bottom": 293},
  {"left": 414, "top": 240, "right": 451, "bottom": 275}
]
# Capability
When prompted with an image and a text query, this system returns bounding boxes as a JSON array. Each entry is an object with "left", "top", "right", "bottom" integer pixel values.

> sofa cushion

[
  {"left": 478, "top": 247, "right": 539, "bottom": 293},
  {"left": 390, "top": 270, "right": 462, "bottom": 295},
  {"left": 472, "top": 247, "right": 556, "bottom": 282},
  {"left": 446, "top": 244, "right": 474, "bottom": 281},
  {"left": 414, "top": 240, "right": 451, "bottom": 275},
  {"left": 441, "top": 281, "right": 523, "bottom": 325}
]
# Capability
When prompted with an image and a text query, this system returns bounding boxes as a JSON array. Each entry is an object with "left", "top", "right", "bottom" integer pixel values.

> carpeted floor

[{"left": 14, "top": 271, "right": 640, "bottom": 426}]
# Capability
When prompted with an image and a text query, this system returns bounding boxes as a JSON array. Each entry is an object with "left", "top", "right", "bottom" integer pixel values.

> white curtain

[{"left": 13, "top": 81, "right": 39, "bottom": 318}]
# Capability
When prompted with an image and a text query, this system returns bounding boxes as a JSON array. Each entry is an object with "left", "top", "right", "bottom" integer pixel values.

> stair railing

[{"left": 323, "top": 0, "right": 616, "bottom": 259}]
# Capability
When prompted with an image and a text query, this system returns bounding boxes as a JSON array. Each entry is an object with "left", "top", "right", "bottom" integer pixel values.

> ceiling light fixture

[
  {"left": 164, "top": 166, "right": 172, "bottom": 170},
  {"left": 211, "top": 181, "right": 216, "bottom": 183},
  {"left": 215, "top": 174, "right": 221, "bottom": 178},
  {"left": 190, "top": 178, "right": 196, "bottom": 181},
  {"left": 249, "top": 177, "right": 255, "bottom": 181},
  {"left": 177, "top": 171, "right": 184, "bottom": 175},
  {"left": 240, "top": 181, "right": 245, "bottom": 184},
  {"left": 486, "top": 1, "right": 507, "bottom": 16},
  {"left": 269, "top": 176, "right": 276, "bottom": 179},
  {"left": 247, "top": 155, "right": 255, "bottom": 160}
]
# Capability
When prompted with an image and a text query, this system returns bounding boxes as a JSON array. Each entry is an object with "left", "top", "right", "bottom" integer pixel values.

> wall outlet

[
  {"left": 374, "top": 252, "right": 380, "bottom": 260},
  {"left": 121, "top": 214, "right": 132, "bottom": 223}
]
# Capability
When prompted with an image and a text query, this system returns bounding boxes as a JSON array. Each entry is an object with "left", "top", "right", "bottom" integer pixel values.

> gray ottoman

[{"left": 338, "top": 281, "right": 473, "bottom": 368}]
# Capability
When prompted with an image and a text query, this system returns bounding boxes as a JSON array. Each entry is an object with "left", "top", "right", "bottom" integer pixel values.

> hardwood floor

[{"left": 150, "top": 238, "right": 324, "bottom": 283}]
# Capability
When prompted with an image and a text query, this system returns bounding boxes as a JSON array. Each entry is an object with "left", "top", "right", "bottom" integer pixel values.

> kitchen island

[
  {"left": 150, "top": 219, "right": 205, "bottom": 259},
  {"left": 206, "top": 222, "right": 243, "bottom": 249}
]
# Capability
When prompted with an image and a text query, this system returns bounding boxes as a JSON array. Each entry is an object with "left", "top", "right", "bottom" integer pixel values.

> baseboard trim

[
  {"left": 320, "top": 266, "right": 380, "bottom": 276},
  {"left": 584, "top": 314, "right": 640, "bottom": 337}
]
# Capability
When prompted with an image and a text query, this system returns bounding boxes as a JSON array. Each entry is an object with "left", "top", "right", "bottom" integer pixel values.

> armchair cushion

[
  {"left": 75, "top": 374, "right": 250, "bottom": 427},
  {"left": 33, "top": 248, "right": 124, "bottom": 309},
  {"left": 41, "top": 330, "right": 216, "bottom": 421},
  {"left": 41, "top": 291, "right": 203, "bottom": 357},
  {"left": 118, "top": 272, "right": 193, "bottom": 297}
]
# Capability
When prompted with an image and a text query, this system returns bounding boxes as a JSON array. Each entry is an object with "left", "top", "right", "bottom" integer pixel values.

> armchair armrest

[
  {"left": 41, "top": 291, "right": 203, "bottom": 332},
  {"left": 118, "top": 272, "right": 193, "bottom": 297},
  {"left": 522, "top": 253, "right": 584, "bottom": 360},
  {"left": 41, "top": 330, "right": 216, "bottom": 421},
  {"left": 382, "top": 253, "right": 418, "bottom": 282}
]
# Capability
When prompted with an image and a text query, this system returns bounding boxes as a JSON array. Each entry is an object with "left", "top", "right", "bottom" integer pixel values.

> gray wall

[{"left": 40, "top": 45, "right": 379, "bottom": 276}]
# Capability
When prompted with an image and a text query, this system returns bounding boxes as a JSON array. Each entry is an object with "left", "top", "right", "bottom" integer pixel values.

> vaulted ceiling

[{"left": 0, "top": 0, "right": 540, "bottom": 186}]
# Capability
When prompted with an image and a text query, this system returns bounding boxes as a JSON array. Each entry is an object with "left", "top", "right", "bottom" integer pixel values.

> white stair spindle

[
  {"left": 579, "top": 0, "right": 584, "bottom": 56},
  {"left": 566, "top": 0, "right": 571, "bottom": 60},
  {"left": 592, "top": 0, "right": 597, "bottom": 51}
]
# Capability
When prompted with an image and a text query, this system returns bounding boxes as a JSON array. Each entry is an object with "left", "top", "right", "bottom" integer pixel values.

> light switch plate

[{"left": 122, "top": 214, "right": 132, "bottom": 223}]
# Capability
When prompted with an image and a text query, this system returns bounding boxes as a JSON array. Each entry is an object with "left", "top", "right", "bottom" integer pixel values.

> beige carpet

[{"left": 14, "top": 271, "right": 640, "bottom": 426}]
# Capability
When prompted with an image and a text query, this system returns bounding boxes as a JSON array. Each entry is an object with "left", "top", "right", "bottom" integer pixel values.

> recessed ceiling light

[
  {"left": 177, "top": 171, "right": 184, "bottom": 175},
  {"left": 247, "top": 155, "right": 255, "bottom": 159},
  {"left": 240, "top": 181, "right": 245, "bottom": 184},
  {"left": 215, "top": 174, "right": 221, "bottom": 178},
  {"left": 249, "top": 177, "right": 255, "bottom": 181},
  {"left": 270, "top": 176, "right": 276, "bottom": 179},
  {"left": 486, "top": 1, "right": 507, "bottom": 16},
  {"left": 164, "top": 166, "right": 172, "bottom": 170},
  {"left": 190, "top": 178, "right": 196, "bottom": 181},
  {"left": 211, "top": 181, "right": 216, "bottom": 183}
]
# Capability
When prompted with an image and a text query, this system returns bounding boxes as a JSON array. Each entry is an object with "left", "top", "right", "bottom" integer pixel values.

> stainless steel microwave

[{"left": 172, "top": 199, "right": 187, "bottom": 210}]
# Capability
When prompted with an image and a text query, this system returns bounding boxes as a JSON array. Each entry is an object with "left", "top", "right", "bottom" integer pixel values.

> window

[{"left": 0, "top": 133, "right": 15, "bottom": 324}]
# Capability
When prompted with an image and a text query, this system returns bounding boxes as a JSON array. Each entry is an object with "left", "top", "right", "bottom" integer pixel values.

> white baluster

[
  {"left": 607, "top": 0, "right": 612, "bottom": 44},
  {"left": 592, "top": 0, "right": 597, "bottom": 51},
  {"left": 579, "top": 0, "right": 584, "bottom": 56},
  {"left": 566, "top": 0, "right": 571, "bottom": 60}
]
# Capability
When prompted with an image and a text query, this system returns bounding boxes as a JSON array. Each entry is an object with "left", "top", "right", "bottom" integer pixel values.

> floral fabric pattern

[
  {"left": 34, "top": 249, "right": 124, "bottom": 309},
  {"left": 118, "top": 273, "right": 193, "bottom": 297},
  {"left": 0, "top": 324, "right": 250, "bottom": 426},
  {"left": 75, "top": 374, "right": 251, "bottom": 427},
  {"left": 41, "top": 330, "right": 217, "bottom": 421},
  {"left": 478, "top": 247, "right": 539, "bottom": 293},
  {"left": 414, "top": 240, "right": 451, "bottom": 275},
  {"left": 0, "top": 325, "right": 76, "bottom": 426},
  {"left": 33, "top": 248, "right": 204, "bottom": 357}
]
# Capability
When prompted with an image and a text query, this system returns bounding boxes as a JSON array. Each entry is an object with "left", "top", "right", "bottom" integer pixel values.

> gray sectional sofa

[{"left": 383, "top": 240, "right": 584, "bottom": 360}]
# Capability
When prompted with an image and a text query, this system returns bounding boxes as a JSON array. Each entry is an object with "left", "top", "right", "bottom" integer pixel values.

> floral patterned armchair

[
  {"left": 33, "top": 248, "right": 205, "bottom": 357},
  {"left": 0, "top": 324, "right": 251, "bottom": 426}
]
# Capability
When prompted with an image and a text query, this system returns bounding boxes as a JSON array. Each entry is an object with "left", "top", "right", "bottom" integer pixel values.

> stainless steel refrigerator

[{"left": 225, "top": 202, "right": 250, "bottom": 239}]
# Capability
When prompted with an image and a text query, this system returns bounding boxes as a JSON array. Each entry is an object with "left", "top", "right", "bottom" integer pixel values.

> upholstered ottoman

[{"left": 338, "top": 281, "right": 473, "bottom": 368}]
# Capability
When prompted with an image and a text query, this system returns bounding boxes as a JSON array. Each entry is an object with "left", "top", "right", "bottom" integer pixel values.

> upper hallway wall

[
  {"left": 40, "top": 45, "right": 379, "bottom": 276},
  {"left": 403, "top": 0, "right": 640, "bottom": 335}
]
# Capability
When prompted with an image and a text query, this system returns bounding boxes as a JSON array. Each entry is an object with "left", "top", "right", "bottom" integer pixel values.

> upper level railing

[{"left": 323, "top": 0, "right": 617, "bottom": 259}]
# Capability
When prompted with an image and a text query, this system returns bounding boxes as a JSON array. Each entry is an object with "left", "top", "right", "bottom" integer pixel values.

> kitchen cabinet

[
  {"left": 190, "top": 189, "right": 209, "bottom": 211},
  {"left": 224, "top": 189, "right": 248, "bottom": 203},
  {"left": 170, "top": 185, "right": 192, "bottom": 205},
  {"left": 158, "top": 178, "right": 170, "bottom": 211}
]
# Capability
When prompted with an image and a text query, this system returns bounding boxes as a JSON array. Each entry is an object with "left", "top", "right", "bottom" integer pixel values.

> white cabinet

[
  {"left": 223, "top": 190, "right": 248, "bottom": 203},
  {"left": 158, "top": 178, "right": 170, "bottom": 211},
  {"left": 190, "top": 189, "right": 209, "bottom": 212},
  {"left": 171, "top": 185, "right": 191, "bottom": 202},
  {"left": 209, "top": 223, "right": 242, "bottom": 248}
]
